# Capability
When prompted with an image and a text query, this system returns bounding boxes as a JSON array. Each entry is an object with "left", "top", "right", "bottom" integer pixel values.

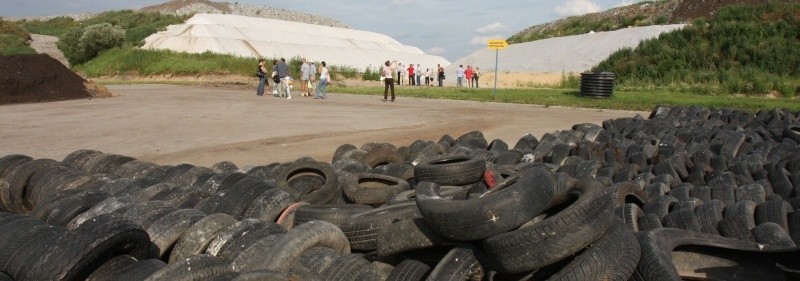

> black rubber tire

[
  {"left": 342, "top": 173, "right": 410, "bottom": 205},
  {"left": 239, "top": 221, "right": 350, "bottom": 273},
  {"left": 144, "top": 254, "right": 232, "bottom": 281},
  {"left": 616, "top": 203, "right": 645, "bottom": 232},
  {"left": 217, "top": 178, "right": 277, "bottom": 220},
  {"left": 61, "top": 150, "right": 103, "bottom": 171},
  {"left": 363, "top": 148, "right": 403, "bottom": 169},
  {"left": 217, "top": 224, "right": 286, "bottom": 262},
  {"left": 414, "top": 156, "right": 485, "bottom": 186},
  {"left": 694, "top": 199, "right": 725, "bottom": 235},
  {"left": 386, "top": 259, "right": 432, "bottom": 281},
  {"left": 672, "top": 196, "right": 703, "bottom": 212},
  {"left": 336, "top": 201, "right": 421, "bottom": 250},
  {"left": 608, "top": 182, "right": 649, "bottom": 208},
  {"left": 427, "top": 245, "right": 484, "bottom": 281},
  {"left": 42, "top": 190, "right": 110, "bottom": 228},
  {"left": 1, "top": 158, "right": 60, "bottom": 213},
  {"left": 24, "top": 214, "right": 152, "bottom": 281},
  {"left": 293, "top": 204, "right": 373, "bottom": 227},
  {"left": 66, "top": 196, "right": 136, "bottom": 230},
  {"left": 662, "top": 209, "right": 703, "bottom": 232},
  {"left": 642, "top": 195, "right": 679, "bottom": 220},
  {"left": 376, "top": 217, "right": 453, "bottom": 258},
  {"left": 275, "top": 161, "right": 339, "bottom": 204},
  {"left": 755, "top": 199, "right": 793, "bottom": 233},
  {"left": 116, "top": 259, "right": 166, "bottom": 281},
  {"left": 145, "top": 208, "right": 206, "bottom": 259},
  {"left": 735, "top": 183, "right": 766, "bottom": 204},
  {"left": 242, "top": 187, "right": 295, "bottom": 222},
  {"left": 0, "top": 221, "right": 64, "bottom": 280},
  {"left": 85, "top": 254, "right": 138, "bottom": 281},
  {"left": 717, "top": 215, "right": 756, "bottom": 242},
  {"left": 643, "top": 183, "right": 669, "bottom": 200},
  {"left": 211, "top": 161, "right": 239, "bottom": 174},
  {"left": 637, "top": 213, "right": 663, "bottom": 232},
  {"left": 546, "top": 219, "right": 640, "bottom": 281},
  {"left": 296, "top": 248, "right": 378, "bottom": 281},
  {"left": 332, "top": 144, "right": 358, "bottom": 164},
  {"left": 631, "top": 227, "right": 797, "bottom": 281},
  {"left": 482, "top": 180, "right": 613, "bottom": 274},
  {"left": 416, "top": 168, "right": 554, "bottom": 241},
  {"left": 751, "top": 222, "right": 796, "bottom": 247},
  {"left": 169, "top": 213, "right": 237, "bottom": 263},
  {"left": 205, "top": 219, "right": 282, "bottom": 257}
]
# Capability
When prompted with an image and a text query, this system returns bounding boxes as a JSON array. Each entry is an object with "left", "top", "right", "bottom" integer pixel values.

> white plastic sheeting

[
  {"left": 445, "top": 24, "right": 686, "bottom": 74},
  {"left": 143, "top": 13, "right": 450, "bottom": 71}
]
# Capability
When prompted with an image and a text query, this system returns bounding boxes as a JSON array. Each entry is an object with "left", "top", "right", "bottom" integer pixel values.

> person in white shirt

[{"left": 314, "top": 61, "right": 330, "bottom": 99}]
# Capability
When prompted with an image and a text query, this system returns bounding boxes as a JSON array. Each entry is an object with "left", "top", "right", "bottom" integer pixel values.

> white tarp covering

[
  {"left": 143, "top": 13, "right": 450, "bottom": 71},
  {"left": 445, "top": 24, "right": 686, "bottom": 74}
]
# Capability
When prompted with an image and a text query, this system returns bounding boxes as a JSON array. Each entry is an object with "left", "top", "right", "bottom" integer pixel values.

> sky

[{"left": 0, "top": 0, "right": 646, "bottom": 61}]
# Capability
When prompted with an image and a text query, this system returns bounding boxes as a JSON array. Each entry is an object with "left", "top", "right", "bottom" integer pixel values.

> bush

[
  {"left": 0, "top": 34, "right": 36, "bottom": 55},
  {"left": 593, "top": 2, "right": 800, "bottom": 95},
  {"left": 59, "top": 23, "right": 125, "bottom": 65}
]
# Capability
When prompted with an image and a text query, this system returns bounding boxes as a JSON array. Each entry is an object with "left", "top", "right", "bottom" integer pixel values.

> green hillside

[
  {"left": 0, "top": 18, "right": 35, "bottom": 55},
  {"left": 593, "top": 2, "right": 799, "bottom": 96}
]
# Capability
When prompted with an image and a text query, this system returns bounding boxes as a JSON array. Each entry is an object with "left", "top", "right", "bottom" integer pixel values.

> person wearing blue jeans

[
  {"left": 456, "top": 65, "right": 464, "bottom": 87},
  {"left": 314, "top": 61, "right": 330, "bottom": 99}
]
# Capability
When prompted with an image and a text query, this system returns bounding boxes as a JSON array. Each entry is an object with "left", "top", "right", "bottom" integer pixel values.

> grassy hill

[
  {"left": 508, "top": 0, "right": 774, "bottom": 44},
  {"left": 0, "top": 18, "right": 35, "bottom": 55},
  {"left": 593, "top": 2, "right": 799, "bottom": 96}
]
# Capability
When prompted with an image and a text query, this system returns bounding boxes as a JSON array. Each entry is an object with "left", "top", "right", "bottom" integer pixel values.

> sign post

[{"left": 487, "top": 39, "right": 508, "bottom": 100}]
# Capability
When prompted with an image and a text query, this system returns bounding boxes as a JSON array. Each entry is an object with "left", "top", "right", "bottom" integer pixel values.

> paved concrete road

[{"left": 0, "top": 84, "right": 647, "bottom": 167}]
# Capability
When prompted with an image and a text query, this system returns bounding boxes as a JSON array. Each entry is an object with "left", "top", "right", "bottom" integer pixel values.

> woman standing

[
  {"left": 473, "top": 67, "right": 480, "bottom": 88},
  {"left": 383, "top": 60, "right": 396, "bottom": 102},
  {"left": 314, "top": 61, "right": 330, "bottom": 99},
  {"left": 437, "top": 64, "right": 445, "bottom": 87},
  {"left": 256, "top": 58, "right": 267, "bottom": 96}
]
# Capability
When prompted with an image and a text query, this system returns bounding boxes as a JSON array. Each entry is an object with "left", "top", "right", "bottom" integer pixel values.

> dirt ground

[{"left": 0, "top": 84, "right": 647, "bottom": 167}]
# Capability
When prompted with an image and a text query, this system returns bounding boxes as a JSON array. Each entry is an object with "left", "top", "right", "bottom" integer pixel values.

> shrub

[{"left": 59, "top": 23, "right": 125, "bottom": 65}]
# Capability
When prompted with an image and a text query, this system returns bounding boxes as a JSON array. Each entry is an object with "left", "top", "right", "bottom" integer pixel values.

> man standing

[
  {"left": 465, "top": 66, "right": 474, "bottom": 88},
  {"left": 300, "top": 58, "right": 310, "bottom": 96},
  {"left": 437, "top": 64, "right": 444, "bottom": 87},
  {"left": 276, "top": 58, "right": 291, "bottom": 99},
  {"left": 416, "top": 64, "right": 422, "bottom": 86},
  {"left": 397, "top": 63, "right": 404, "bottom": 85},
  {"left": 407, "top": 64, "right": 415, "bottom": 86},
  {"left": 456, "top": 65, "right": 465, "bottom": 87}
]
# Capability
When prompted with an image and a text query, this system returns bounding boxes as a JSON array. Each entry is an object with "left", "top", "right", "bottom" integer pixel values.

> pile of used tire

[{"left": 2, "top": 105, "right": 800, "bottom": 281}]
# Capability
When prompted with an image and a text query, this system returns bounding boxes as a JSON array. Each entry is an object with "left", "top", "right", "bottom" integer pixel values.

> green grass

[
  {"left": 0, "top": 34, "right": 36, "bottom": 55},
  {"left": 0, "top": 19, "right": 35, "bottom": 55},
  {"left": 19, "top": 11, "right": 187, "bottom": 46},
  {"left": 335, "top": 86, "right": 800, "bottom": 112},
  {"left": 77, "top": 48, "right": 255, "bottom": 77}
]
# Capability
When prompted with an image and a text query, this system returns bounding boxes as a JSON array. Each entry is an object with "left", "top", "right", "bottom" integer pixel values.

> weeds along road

[{"left": 0, "top": 84, "right": 646, "bottom": 167}]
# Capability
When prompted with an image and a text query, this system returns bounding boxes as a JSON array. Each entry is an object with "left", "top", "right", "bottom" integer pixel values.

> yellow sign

[{"left": 488, "top": 39, "right": 508, "bottom": 50}]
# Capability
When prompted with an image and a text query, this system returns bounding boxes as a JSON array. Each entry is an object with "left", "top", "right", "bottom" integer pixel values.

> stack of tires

[
  {"left": 580, "top": 72, "right": 615, "bottom": 98},
  {"left": 1, "top": 105, "right": 800, "bottom": 280}
]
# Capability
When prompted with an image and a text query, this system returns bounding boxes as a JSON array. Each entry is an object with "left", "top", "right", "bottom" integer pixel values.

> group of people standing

[
  {"left": 455, "top": 65, "right": 480, "bottom": 88},
  {"left": 382, "top": 61, "right": 444, "bottom": 101},
  {"left": 256, "top": 57, "right": 330, "bottom": 99},
  {"left": 393, "top": 63, "right": 447, "bottom": 87}
]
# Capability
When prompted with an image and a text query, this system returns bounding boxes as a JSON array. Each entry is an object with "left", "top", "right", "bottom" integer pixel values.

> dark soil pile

[{"left": 0, "top": 54, "right": 113, "bottom": 106}]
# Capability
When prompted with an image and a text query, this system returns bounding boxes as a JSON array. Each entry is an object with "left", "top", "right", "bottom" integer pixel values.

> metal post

[{"left": 493, "top": 49, "right": 498, "bottom": 100}]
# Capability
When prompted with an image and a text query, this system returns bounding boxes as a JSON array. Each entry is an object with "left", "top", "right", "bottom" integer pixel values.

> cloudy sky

[{"left": 0, "top": 0, "right": 645, "bottom": 61}]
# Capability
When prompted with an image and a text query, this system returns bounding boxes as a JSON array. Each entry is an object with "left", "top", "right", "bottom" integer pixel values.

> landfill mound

[{"left": 0, "top": 54, "right": 113, "bottom": 105}]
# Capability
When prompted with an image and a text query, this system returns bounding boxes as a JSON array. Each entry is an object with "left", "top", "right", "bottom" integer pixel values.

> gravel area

[{"left": 28, "top": 34, "right": 69, "bottom": 67}]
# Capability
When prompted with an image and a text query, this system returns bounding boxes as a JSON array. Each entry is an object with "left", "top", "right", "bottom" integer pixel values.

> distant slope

[
  {"left": 593, "top": 2, "right": 799, "bottom": 96},
  {"left": 509, "top": 0, "right": 774, "bottom": 44},
  {"left": 140, "top": 0, "right": 350, "bottom": 28}
]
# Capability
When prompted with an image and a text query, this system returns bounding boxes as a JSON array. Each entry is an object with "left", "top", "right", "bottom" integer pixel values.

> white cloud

[
  {"left": 614, "top": 0, "right": 644, "bottom": 8},
  {"left": 469, "top": 35, "right": 504, "bottom": 46},
  {"left": 553, "top": 0, "right": 602, "bottom": 17},
  {"left": 391, "top": 0, "right": 414, "bottom": 6},
  {"left": 475, "top": 22, "right": 510, "bottom": 34},
  {"left": 425, "top": 47, "right": 447, "bottom": 55}
]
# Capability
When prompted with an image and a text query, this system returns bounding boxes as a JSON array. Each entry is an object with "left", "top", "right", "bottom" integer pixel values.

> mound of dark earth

[{"left": 0, "top": 54, "right": 113, "bottom": 106}]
